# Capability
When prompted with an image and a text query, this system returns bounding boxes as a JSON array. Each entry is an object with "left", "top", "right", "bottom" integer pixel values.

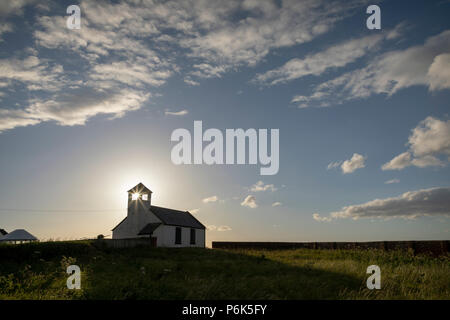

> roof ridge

[
  {"left": 150, "top": 205, "right": 205, "bottom": 229},
  {"left": 150, "top": 205, "right": 186, "bottom": 213},
  {"left": 185, "top": 210, "right": 206, "bottom": 229}
]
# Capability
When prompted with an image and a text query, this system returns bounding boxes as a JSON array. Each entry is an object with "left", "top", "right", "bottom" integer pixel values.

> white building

[{"left": 112, "top": 183, "right": 206, "bottom": 247}]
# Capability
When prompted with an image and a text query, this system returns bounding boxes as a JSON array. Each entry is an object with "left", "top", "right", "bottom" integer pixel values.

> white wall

[
  {"left": 155, "top": 225, "right": 205, "bottom": 248},
  {"left": 113, "top": 214, "right": 205, "bottom": 247},
  {"left": 112, "top": 202, "right": 161, "bottom": 239}
]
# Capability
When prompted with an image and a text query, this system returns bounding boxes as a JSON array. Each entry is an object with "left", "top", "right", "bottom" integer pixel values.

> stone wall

[{"left": 211, "top": 240, "right": 450, "bottom": 256}]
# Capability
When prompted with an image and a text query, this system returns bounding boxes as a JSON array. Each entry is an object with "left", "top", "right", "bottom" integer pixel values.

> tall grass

[{"left": 0, "top": 241, "right": 448, "bottom": 299}]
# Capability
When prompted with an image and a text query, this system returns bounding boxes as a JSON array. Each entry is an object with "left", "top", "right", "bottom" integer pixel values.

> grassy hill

[{"left": 0, "top": 241, "right": 449, "bottom": 299}]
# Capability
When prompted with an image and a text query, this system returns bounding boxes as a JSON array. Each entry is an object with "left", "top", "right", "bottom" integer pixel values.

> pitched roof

[
  {"left": 111, "top": 205, "right": 206, "bottom": 231},
  {"left": 0, "top": 229, "right": 37, "bottom": 241},
  {"left": 138, "top": 223, "right": 162, "bottom": 235},
  {"left": 0, "top": 229, "right": 7, "bottom": 236},
  {"left": 128, "top": 183, "right": 152, "bottom": 194},
  {"left": 150, "top": 205, "right": 206, "bottom": 229},
  {"left": 111, "top": 216, "right": 127, "bottom": 231}
]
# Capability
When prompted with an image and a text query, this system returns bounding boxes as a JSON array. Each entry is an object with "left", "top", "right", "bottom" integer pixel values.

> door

[{"left": 151, "top": 237, "right": 157, "bottom": 247}]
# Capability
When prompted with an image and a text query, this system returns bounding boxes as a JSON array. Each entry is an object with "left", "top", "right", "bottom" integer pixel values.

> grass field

[{"left": 0, "top": 241, "right": 449, "bottom": 300}]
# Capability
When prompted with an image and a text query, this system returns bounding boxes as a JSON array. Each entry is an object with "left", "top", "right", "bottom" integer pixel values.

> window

[
  {"left": 175, "top": 227, "right": 181, "bottom": 244},
  {"left": 190, "top": 228, "right": 196, "bottom": 245},
  {"left": 131, "top": 193, "right": 140, "bottom": 200},
  {"left": 142, "top": 194, "right": 148, "bottom": 201}
]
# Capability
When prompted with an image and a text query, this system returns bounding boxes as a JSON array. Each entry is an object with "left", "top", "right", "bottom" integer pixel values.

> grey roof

[
  {"left": 138, "top": 223, "right": 162, "bottom": 235},
  {"left": 111, "top": 205, "right": 206, "bottom": 231},
  {"left": 150, "top": 206, "right": 206, "bottom": 229},
  {"left": 0, "top": 229, "right": 37, "bottom": 241}
]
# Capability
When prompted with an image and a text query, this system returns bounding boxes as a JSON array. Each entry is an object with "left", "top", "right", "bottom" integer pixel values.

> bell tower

[
  {"left": 124, "top": 183, "right": 153, "bottom": 236},
  {"left": 127, "top": 182, "right": 152, "bottom": 215}
]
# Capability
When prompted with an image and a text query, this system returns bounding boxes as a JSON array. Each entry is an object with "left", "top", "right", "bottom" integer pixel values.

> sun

[{"left": 131, "top": 193, "right": 140, "bottom": 200}]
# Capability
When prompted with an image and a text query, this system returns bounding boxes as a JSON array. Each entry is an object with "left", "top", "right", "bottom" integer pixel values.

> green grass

[{"left": 0, "top": 241, "right": 449, "bottom": 299}]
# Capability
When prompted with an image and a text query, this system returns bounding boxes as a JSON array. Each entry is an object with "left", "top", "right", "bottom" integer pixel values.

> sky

[{"left": 0, "top": 0, "right": 449, "bottom": 246}]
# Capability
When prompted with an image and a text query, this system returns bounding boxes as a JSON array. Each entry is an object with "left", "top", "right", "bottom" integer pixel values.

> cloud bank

[
  {"left": 313, "top": 187, "right": 450, "bottom": 221},
  {"left": 0, "top": 0, "right": 371, "bottom": 133},
  {"left": 292, "top": 30, "right": 450, "bottom": 108}
]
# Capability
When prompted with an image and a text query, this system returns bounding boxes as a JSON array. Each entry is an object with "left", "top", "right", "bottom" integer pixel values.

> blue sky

[{"left": 0, "top": 0, "right": 449, "bottom": 245}]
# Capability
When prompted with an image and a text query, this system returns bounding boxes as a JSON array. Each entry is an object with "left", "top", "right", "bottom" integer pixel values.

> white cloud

[
  {"left": 409, "top": 116, "right": 450, "bottom": 157},
  {"left": 383, "top": 153, "right": 445, "bottom": 171},
  {"left": 0, "top": 88, "right": 149, "bottom": 132},
  {"left": 327, "top": 154, "right": 365, "bottom": 173},
  {"left": 382, "top": 152, "right": 412, "bottom": 170},
  {"left": 410, "top": 155, "right": 445, "bottom": 168},
  {"left": 0, "top": 1, "right": 176, "bottom": 133},
  {"left": 382, "top": 117, "right": 450, "bottom": 170},
  {"left": 313, "top": 213, "right": 333, "bottom": 222},
  {"left": 34, "top": 16, "right": 129, "bottom": 55},
  {"left": 293, "top": 30, "right": 450, "bottom": 108},
  {"left": 45, "top": 0, "right": 365, "bottom": 83},
  {"left": 191, "top": 63, "right": 227, "bottom": 79},
  {"left": 217, "top": 225, "right": 232, "bottom": 232},
  {"left": 181, "top": 0, "right": 366, "bottom": 75},
  {"left": 272, "top": 202, "right": 282, "bottom": 207},
  {"left": 0, "top": 23, "right": 12, "bottom": 41},
  {"left": 0, "top": 0, "right": 36, "bottom": 16},
  {"left": 207, "top": 225, "right": 231, "bottom": 231},
  {"left": 313, "top": 187, "right": 450, "bottom": 221},
  {"left": 165, "top": 109, "right": 189, "bottom": 116},
  {"left": 202, "top": 195, "right": 219, "bottom": 203},
  {"left": 385, "top": 179, "right": 400, "bottom": 184},
  {"left": 249, "top": 181, "right": 277, "bottom": 192},
  {"left": 241, "top": 195, "right": 258, "bottom": 208},
  {"left": 0, "top": 55, "right": 64, "bottom": 91},
  {"left": 90, "top": 61, "right": 172, "bottom": 88},
  {"left": 0, "top": 0, "right": 377, "bottom": 133},
  {"left": 0, "top": 109, "right": 41, "bottom": 133},
  {"left": 184, "top": 77, "right": 200, "bottom": 86},
  {"left": 255, "top": 34, "right": 384, "bottom": 85},
  {"left": 341, "top": 153, "right": 366, "bottom": 174},
  {"left": 36, "top": 89, "right": 147, "bottom": 124},
  {"left": 327, "top": 161, "right": 342, "bottom": 170},
  {"left": 427, "top": 53, "right": 450, "bottom": 91}
]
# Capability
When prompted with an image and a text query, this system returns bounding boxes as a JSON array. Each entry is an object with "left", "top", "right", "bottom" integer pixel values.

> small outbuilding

[{"left": 0, "top": 229, "right": 38, "bottom": 244}]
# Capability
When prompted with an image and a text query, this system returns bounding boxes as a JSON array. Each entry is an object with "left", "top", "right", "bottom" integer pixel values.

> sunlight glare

[{"left": 132, "top": 193, "right": 140, "bottom": 200}]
